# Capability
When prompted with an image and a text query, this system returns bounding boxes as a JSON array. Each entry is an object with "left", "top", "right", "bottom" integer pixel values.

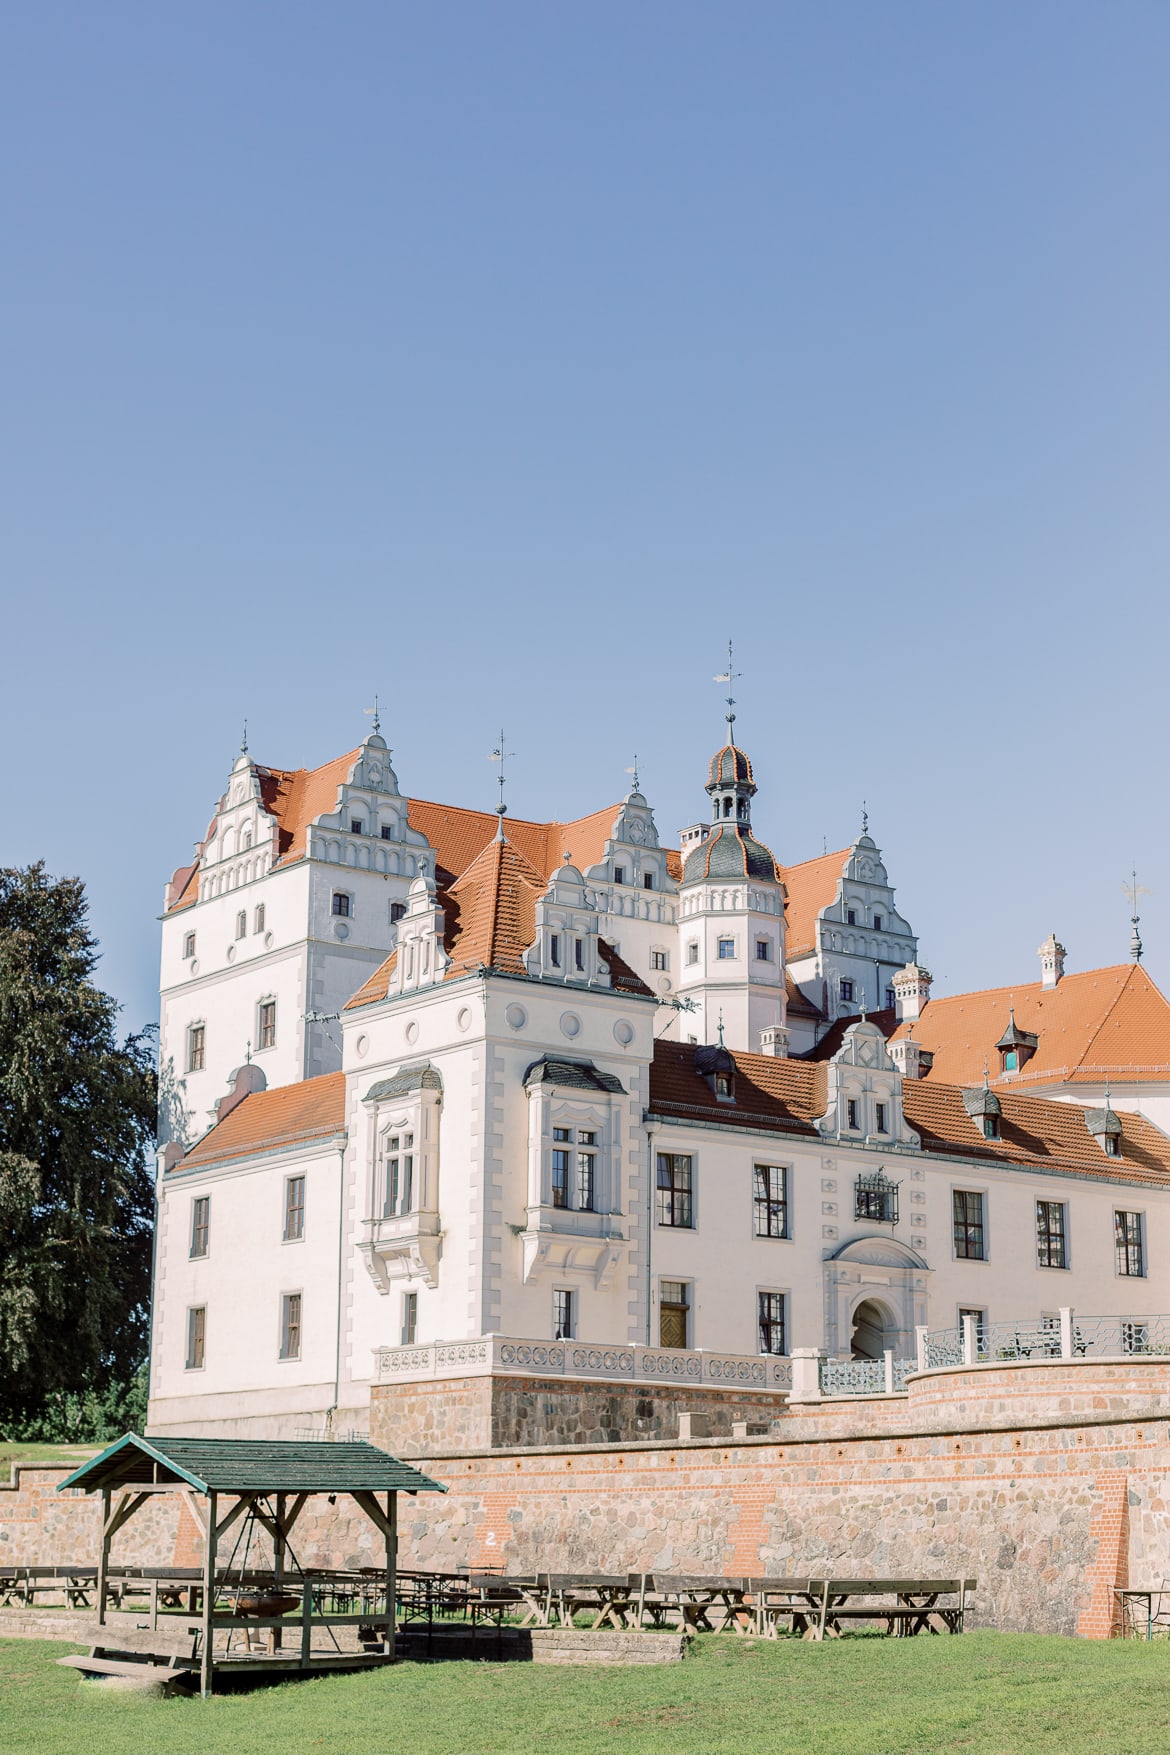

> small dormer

[
  {"left": 1086, "top": 1098, "right": 1123, "bottom": 1159},
  {"left": 963, "top": 1082, "right": 1002, "bottom": 1141},
  {"left": 387, "top": 860, "right": 450, "bottom": 996},
  {"left": 996, "top": 1007, "right": 1038, "bottom": 1075},
  {"left": 695, "top": 1041, "right": 736, "bottom": 1102}
]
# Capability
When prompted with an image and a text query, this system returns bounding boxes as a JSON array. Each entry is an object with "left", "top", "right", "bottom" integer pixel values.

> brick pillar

[
  {"left": 1077, "top": 1471, "right": 1129, "bottom": 1639},
  {"left": 469, "top": 1491, "right": 516, "bottom": 1570}
]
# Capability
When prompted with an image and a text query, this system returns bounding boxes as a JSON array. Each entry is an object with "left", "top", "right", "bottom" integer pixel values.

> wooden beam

[
  {"left": 282, "top": 1493, "right": 310, "bottom": 1536},
  {"left": 181, "top": 1490, "right": 209, "bottom": 1541},
  {"left": 200, "top": 1489, "right": 217, "bottom": 1699},
  {"left": 351, "top": 1490, "right": 395, "bottom": 1545},
  {"left": 212, "top": 1495, "right": 252, "bottom": 1545}
]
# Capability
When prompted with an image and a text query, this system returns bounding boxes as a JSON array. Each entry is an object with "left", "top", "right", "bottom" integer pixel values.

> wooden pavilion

[{"left": 57, "top": 1432, "right": 446, "bottom": 1695}]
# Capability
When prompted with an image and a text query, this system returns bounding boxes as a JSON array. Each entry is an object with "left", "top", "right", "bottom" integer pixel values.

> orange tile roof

[
  {"left": 649, "top": 1041, "right": 1170, "bottom": 1184},
  {"left": 263, "top": 751, "right": 361, "bottom": 866},
  {"left": 345, "top": 947, "right": 399, "bottom": 1011},
  {"left": 405, "top": 798, "right": 625, "bottom": 885},
  {"left": 889, "top": 964, "right": 1170, "bottom": 1089},
  {"left": 444, "top": 836, "right": 545, "bottom": 977},
  {"left": 177, "top": 1072, "right": 347, "bottom": 1170},
  {"left": 781, "top": 847, "right": 850, "bottom": 958}
]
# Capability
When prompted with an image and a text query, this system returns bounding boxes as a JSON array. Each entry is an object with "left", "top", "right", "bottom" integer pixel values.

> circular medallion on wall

[
  {"left": 504, "top": 1003, "right": 527, "bottom": 1030},
  {"left": 264, "top": 931, "right": 274, "bottom": 950},
  {"left": 405, "top": 1020, "right": 420, "bottom": 1045},
  {"left": 189, "top": 960, "right": 200, "bottom": 977},
  {"left": 657, "top": 975, "right": 672, "bottom": 995},
  {"left": 225, "top": 945, "right": 235, "bottom": 963},
  {"left": 456, "top": 1007, "right": 473, "bottom": 1033},
  {"left": 355, "top": 1034, "right": 369, "bottom": 1058},
  {"left": 334, "top": 921, "right": 349, "bottom": 941},
  {"left": 613, "top": 1019, "right": 634, "bottom": 1046},
  {"left": 560, "top": 1011, "right": 582, "bottom": 1039}
]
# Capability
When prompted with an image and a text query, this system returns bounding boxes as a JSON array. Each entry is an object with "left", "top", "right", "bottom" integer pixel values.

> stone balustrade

[{"left": 373, "top": 1335, "right": 793, "bottom": 1392}]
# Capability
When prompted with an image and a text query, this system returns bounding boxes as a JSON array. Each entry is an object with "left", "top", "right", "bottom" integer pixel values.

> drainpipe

[
  {"left": 644, "top": 1121, "right": 657, "bottom": 1345},
  {"left": 329, "top": 1129, "right": 349, "bottom": 1434}
]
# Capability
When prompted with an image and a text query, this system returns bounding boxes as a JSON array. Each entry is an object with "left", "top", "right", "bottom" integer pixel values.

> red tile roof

[
  {"left": 176, "top": 1073, "right": 347, "bottom": 1170},
  {"left": 889, "top": 964, "right": 1170, "bottom": 1090}
]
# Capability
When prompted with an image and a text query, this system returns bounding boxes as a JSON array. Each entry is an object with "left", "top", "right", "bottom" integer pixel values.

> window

[
  {"left": 715, "top": 1071, "right": 733, "bottom": 1099},
  {"left": 382, "top": 1133, "right": 414, "bottom": 1216},
  {"left": 1115, "top": 1210, "right": 1145, "bottom": 1277},
  {"left": 657, "top": 1153, "right": 693, "bottom": 1227},
  {"left": 840, "top": 980, "right": 854, "bottom": 1002},
  {"left": 872, "top": 914, "right": 882, "bottom": 931},
  {"left": 279, "top": 1292, "right": 302, "bottom": 1360},
  {"left": 885, "top": 987, "right": 895, "bottom": 1009},
  {"left": 643, "top": 872, "right": 654, "bottom": 890},
  {"left": 875, "top": 1102, "right": 888, "bottom": 1134},
  {"left": 350, "top": 818, "right": 363, "bottom": 835},
  {"left": 574, "top": 938, "right": 584, "bottom": 972},
  {"left": 1036, "top": 1200, "right": 1067, "bottom": 1269},
  {"left": 753, "top": 1164, "right": 789, "bottom": 1238},
  {"left": 381, "top": 825, "right": 393, "bottom": 841},
  {"left": 390, "top": 901, "right": 406, "bottom": 923},
  {"left": 953, "top": 1190, "right": 986, "bottom": 1260},
  {"left": 613, "top": 865, "right": 625, "bottom": 885},
  {"left": 190, "top": 1196, "right": 210, "bottom": 1259},
  {"left": 187, "top": 1023, "right": 205, "bottom": 1072},
  {"left": 185, "top": 1306, "right": 206, "bottom": 1370},
  {"left": 659, "top": 1280, "right": 689, "bottom": 1349},
  {"left": 687, "top": 942, "right": 699, "bottom": 966},
  {"left": 332, "top": 892, "right": 351, "bottom": 918},
  {"left": 550, "top": 934, "right": 560, "bottom": 967},
  {"left": 846, "top": 909, "right": 857, "bottom": 926},
  {"left": 1103, "top": 1133, "right": 1120, "bottom": 1158},
  {"left": 983, "top": 1114, "right": 1000, "bottom": 1141},
  {"left": 758, "top": 1291, "right": 787, "bottom": 1355},
  {"left": 651, "top": 950, "right": 668, "bottom": 971},
  {"left": 855, "top": 1171, "right": 899, "bottom": 1224},
  {"left": 577, "top": 1132, "right": 596, "bottom": 1211},
  {"left": 553, "top": 1289, "right": 575, "bottom": 1340},
  {"left": 756, "top": 939, "right": 772, "bottom": 962},
  {"left": 401, "top": 1291, "right": 418, "bottom": 1346},
  {"left": 717, "top": 938, "right": 735, "bottom": 960},
  {"left": 552, "top": 1127, "right": 571, "bottom": 1208},
  {"left": 258, "top": 999, "right": 276, "bottom": 1049},
  {"left": 235, "top": 910, "right": 246, "bottom": 939},
  {"left": 254, "top": 904, "right": 265, "bottom": 934},
  {"left": 284, "top": 1175, "right": 305, "bottom": 1242},
  {"left": 183, "top": 931, "right": 196, "bottom": 959},
  {"left": 846, "top": 1099, "right": 859, "bottom": 1131}
]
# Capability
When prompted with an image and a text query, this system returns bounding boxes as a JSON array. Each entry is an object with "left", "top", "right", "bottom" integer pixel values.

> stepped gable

[
  {"left": 649, "top": 1040, "right": 825, "bottom": 1134},
  {"left": 889, "top": 963, "right": 1170, "bottom": 1089},
  {"left": 176, "top": 1072, "right": 347, "bottom": 1170},
  {"left": 779, "top": 846, "right": 851, "bottom": 958}
]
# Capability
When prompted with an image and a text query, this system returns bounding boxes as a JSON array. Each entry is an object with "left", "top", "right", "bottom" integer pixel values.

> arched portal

[{"left": 850, "top": 1297, "right": 898, "bottom": 1360}]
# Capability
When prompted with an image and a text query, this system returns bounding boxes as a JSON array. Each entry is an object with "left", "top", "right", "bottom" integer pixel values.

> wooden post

[
  {"left": 300, "top": 1571, "right": 312, "bottom": 1669},
  {"left": 97, "top": 1488, "right": 110, "bottom": 1627},
  {"left": 272, "top": 1492, "right": 286, "bottom": 1654},
  {"left": 386, "top": 1492, "right": 398, "bottom": 1660},
  {"left": 200, "top": 1491, "right": 217, "bottom": 1700}
]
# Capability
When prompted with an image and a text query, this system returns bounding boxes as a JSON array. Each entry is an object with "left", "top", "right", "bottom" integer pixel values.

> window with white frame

[
  {"left": 284, "top": 1175, "right": 305, "bottom": 1241},
  {"left": 190, "top": 1196, "right": 210, "bottom": 1259},
  {"left": 187, "top": 1022, "right": 206, "bottom": 1072},
  {"left": 753, "top": 1164, "right": 789, "bottom": 1238},
  {"left": 279, "top": 1292, "right": 302, "bottom": 1360},
  {"left": 553, "top": 1288, "right": 575, "bottom": 1339},
  {"left": 1115, "top": 1210, "right": 1144, "bottom": 1277},
  {"left": 549, "top": 1126, "right": 596, "bottom": 1212},
  {"left": 717, "top": 937, "right": 735, "bottom": 960},
  {"left": 651, "top": 949, "right": 669, "bottom": 971},
  {"left": 258, "top": 999, "right": 276, "bottom": 1049},
  {"left": 687, "top": 942, "right": 699, "bottom": 965},
  {"left": 1036, "top": 1200, "right": 1067, "bottom": 1269},
  {"left": 401, "top": 1291, "right": 418, "bottom": 1345},
  {"left": 953, "top": 1190, "right": 987, "bottom": 1260},
  {"left": 381, "top": 1131, "right": 415, "bottom": 1216},
  {"left": 332, "top": 891, "right": 351, "bottom": 918},
  {"left": 755, "top": 939, "right": 772, "bottom": 962},
  {"left": 656, "top": 1153, "right": 693, "bottom": 1227},
  {"left": 757, "top": 1290, "right": 787, "bottom": 1355},
  {"left": 185, "top": 1306, "right": 206, "bottom": 1370}
]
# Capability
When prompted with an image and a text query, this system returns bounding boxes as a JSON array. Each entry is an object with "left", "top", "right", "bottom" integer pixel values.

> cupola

[
  {"left": 963, "top": 1079, "right": 1002, "bottom": 1141},
  {"left": 995, "top": 1006, "right": 1038, "bottom": 1075}
]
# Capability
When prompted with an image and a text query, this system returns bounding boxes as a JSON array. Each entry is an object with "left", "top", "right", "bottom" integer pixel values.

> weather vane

[
  {"left": 489, "top": 729, "right": 515, "bottom": 837},
  {"left": 625, "top": 754, "right": 640, "bottom": 790},
  {"left": 240, "top": 717, "right": 248, "bottom": 755},
  {"left": 364, "top": 695, "right": 381, "bottom": 735},
  {"left": 713, "top": 640, "right": 741, "bottom": 738},
  {"left": 1124, "top": 868, "right": 1150, "bottom": 962}
]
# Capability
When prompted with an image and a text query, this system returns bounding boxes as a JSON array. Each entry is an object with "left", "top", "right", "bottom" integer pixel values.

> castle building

[{"left": 148, "top": 719, "right": 1170, "bottom": 1442}]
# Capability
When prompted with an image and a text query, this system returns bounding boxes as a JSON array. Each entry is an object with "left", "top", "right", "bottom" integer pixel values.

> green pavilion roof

[{"left": 57, "top": 1433, "right": 447, "bottom": 1496}]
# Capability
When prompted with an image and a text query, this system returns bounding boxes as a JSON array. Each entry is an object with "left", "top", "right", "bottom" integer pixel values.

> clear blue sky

[{"left": 3, "top": 3, "right": 1168, "bottom": 1034}]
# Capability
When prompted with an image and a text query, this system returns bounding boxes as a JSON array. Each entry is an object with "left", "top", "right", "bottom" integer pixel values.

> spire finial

[
  {"left": 861, "top": 799, "right": 869, "bottom": 836},
  {"left": 983, "top": 1062, "right": 991, "bottom": 1090},
  {"left": 713, "top": 640, "right": 741, "bottom": 740},
  {"left": 625, "top": 754, "right": 640, "bottom": 791},
  {"left": 364, "top": 694, "right": 381, "bottom": 736},
  {"left": 241, "top": 717, "right": 249, "bottom": 755},
  {"left": 716, "top": 1008, "right": 725, "bottom": 1048},
  {"left": 244, "top": 1038, "right": 252, "bottom": 1065},
  {"left": 489, "top": 729, "right": 515, "bottom": 840},
  {"left": 1124, "top": 867, "right": 1148, "bottom": 962}
]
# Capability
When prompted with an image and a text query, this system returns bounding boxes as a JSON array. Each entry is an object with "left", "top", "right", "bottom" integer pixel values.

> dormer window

[
  {"left": 613, "top": 865, "right": 625, "bottom": 885},
  {"left": 1104, "top": 1134, "right": 1119, "bottom": 1157},
  {"left": 996, "top": 1009, "right": 1038, "bottom": 1076},
  {"left": 574, "top": 939, "right": 584, "bottom": 971},
  {"left": 983, "top": 1114, "right": 1000, "bottom": 1141},
  {"left": 715, "top": 1072, "right": 732, "bottom": 1097},
  {"left": 847, "top": 1099, "right": 859, "bottom": 1130},
  {"left": 550, "top": 934, "right": 560, "bottom": 967},
  {"left": 696, "top": 1043, "right": 736, "bottom": 1103}
]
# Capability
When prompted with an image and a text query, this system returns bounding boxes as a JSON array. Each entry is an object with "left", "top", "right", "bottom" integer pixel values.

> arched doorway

[{"left": 850, "top": 1297, "right": 897, "bottom": 1360}]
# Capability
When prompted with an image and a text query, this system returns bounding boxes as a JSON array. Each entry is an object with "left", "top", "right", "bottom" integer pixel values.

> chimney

[
  {"left": 888, "top": 1032, "right": 924, "bottom": 1081},
  {"left": 892, "top": 961, "right": 932, "bottom": 1024},
  {"left": 1038, "top": 932, "right": 1066, "bottom": 990},
  {"left": 759, "top": 1024, "right": 790, "bottom": 1058}
]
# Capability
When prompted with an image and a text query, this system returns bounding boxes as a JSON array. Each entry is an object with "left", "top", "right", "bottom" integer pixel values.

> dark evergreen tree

[{"left": 0, "top": 863, "right": 156, "bottom": 1435}]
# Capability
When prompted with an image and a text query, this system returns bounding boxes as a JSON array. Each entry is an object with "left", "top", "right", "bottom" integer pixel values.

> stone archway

[
  {"left": 823, "top": 1235, "right": 930, "bottom": 1360},
  {"left": 850, "top": 1296, "right": 899, "bottom": 1360}
]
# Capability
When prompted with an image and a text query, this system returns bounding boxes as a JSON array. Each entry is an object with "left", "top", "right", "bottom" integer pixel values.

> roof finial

[
  {"left": 489, "top": 728, "right": 515, "bottom": 840},
  {"left": 716, "top": 1008, "right": 725, "bottom": 1048},
  {"left": 982, "top": 1061, "right": 991, "bottom": 1090},
  {"left": 625, "top": 754, "right": 640, "bottom": 792},
  {"left": 713, "top": 640, "right": 741, "bottom": 741},
  {"left": 861, "top": 799, "right": 869, "bottom": 836},
  {"left": 364, "top": 694, "right": 381, "bottom": 736},
  {"left": 1124, "top": 867, "right": 1148, "bottom": 962},
  {"left": 244, "top": 1038, "right": 252, "bottom": 1065},
  {"left": 240, "top": 717, "right": 249, "bottom": 755}
]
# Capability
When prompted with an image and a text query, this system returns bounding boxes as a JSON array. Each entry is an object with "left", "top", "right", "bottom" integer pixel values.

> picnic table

[
  {"left": 1115, "top": 1588, "right": 1170, "bottom": 1641},
  {"left": 750, "top": 1578, "right": 974, "bottom": 1640}
]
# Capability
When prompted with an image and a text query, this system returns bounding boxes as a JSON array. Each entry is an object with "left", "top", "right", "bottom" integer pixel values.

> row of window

[
  {"left": 953, "top": 1191, "right": 1146, "bottom": 1275},
  {"left": 551, "top": 1284, "right": 788, "bottom": 1353},
  {"left": 185, "top": 1292, "right": 303, "bottom": 1369},
  {"left": 839, "top": 978, "right": 898, "bottom": 1009},
  {"left": 684, "top": 938, "right": 775, "bottom": 966},
  {"left": 333, "top": 891, "right": 408, "bottom": 925},
  {"left": 611, "top": 866, "right": 657, "bottom": 890},
  {"left": 189, "top": 1179, "right": 304, "bottom": 1258}
]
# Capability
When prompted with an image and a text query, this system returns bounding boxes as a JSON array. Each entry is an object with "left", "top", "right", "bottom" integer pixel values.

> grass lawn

[
  {"left": 4, "top": 1633, "right": 1170, "bottom": 1755},
  {"left": 0, "top": 1443, "right": 97, "bottom": 1484}
]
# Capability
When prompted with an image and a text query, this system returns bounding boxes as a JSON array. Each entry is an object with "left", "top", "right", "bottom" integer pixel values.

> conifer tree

[{"left": 0, "top": 863, "right": 156, "bottom": 1434}]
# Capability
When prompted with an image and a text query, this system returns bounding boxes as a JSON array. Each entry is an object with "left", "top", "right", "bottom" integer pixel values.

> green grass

[
  {"left": 4, "top": 1633, "right": 1170, "bottom": 1755},
  {"left": 0, "top": 1443, "right": 96, "bottom": 1484}
]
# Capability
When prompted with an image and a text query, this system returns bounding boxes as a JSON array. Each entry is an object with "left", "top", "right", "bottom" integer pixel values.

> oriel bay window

[
  {"left": 757, "top": 1291, "right": 787, "bottom": 1355},
  {"left": 382, "top": 1131, "right": 414, "bottom": 1216},
  {"left": 753, "top": 1164, "right": 789, "bottom": 1238},
  {"left": 657, "top": 1152, "right": 694, "bottom": 1227},
  {"left": 1036, "top": 1200, "right": 1067, "bottom": 1269}
]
